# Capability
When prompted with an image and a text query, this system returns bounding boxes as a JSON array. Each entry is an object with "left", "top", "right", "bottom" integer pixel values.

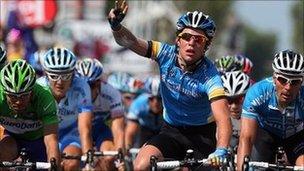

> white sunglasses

[
  {"left": 46, "top": 72, "right": 73, "bottom": 81},
  {"left": 274, "top": 74, "right": 303, "bottom": 86}
]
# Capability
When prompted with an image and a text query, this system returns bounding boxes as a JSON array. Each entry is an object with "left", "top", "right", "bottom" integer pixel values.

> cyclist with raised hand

[
  {"left": 237, "top": 50, "right": 304, "bottom": 170},
  {"left": 108, "top": 1, "right": 232, "bottom": 170},
  {"left": 221, "top": 71, "right": 251, "bottom": 149},
  {"left": 125, "top": 76, "right": 163, "bottom": 149},
  {"left": 0, "top": 46, "right": 7, "bottom": 69},
  {"left": 0, "top": 59, "right": 60, "bottom": 167},
  {"left": 76, "top": 58, "right": 125, "bottom": 170},
  {"left": 37, "top": 47, "right": 93, "bottom": 171}
]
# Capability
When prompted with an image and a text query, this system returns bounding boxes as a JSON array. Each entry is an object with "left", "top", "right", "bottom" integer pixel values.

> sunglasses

[
  {"left": 178, "top": 32, "right": 209, "bottom": 44},
  {"left": 47, "top": 72, "right": 73, "bottom": 82},
  {"left": 227, "top": 96, "right": 244, "bottom": 104},
  {"left": 6, "top": 91, "right": 32, "bottom": 100},
  {"left": 275, "top": 74, "right": 303, "bottom": 86}
]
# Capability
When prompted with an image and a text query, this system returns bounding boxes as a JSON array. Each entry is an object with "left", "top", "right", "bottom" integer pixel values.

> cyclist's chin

[
  {"left": 10, "top": 106, "right": 27, "bottom": 112},
  {"left": 53, "top": 90, "right": 67, "bottom": 99}
]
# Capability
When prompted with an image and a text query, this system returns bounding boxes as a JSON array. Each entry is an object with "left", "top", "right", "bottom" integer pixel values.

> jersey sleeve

[
  {"left": 77, "top": 81, "right": 93, "bottom": 114},
  {"left": 109, "top": 86, "right": 125, "bottom": 118},
  {"left": 36, "top": 85, "right": 59, "bottom": 125},
  {"left": 241, "top": 85, "right": 260, "bottom": 120},
  {"left": 126, "top": 100, "right": 141, "bottom": 121},
  {"left": 205, "top": 65, "right": 225, "bottom": 100},
  {"left": 149, "top": 40, "right": 162, "bottom": 60}
]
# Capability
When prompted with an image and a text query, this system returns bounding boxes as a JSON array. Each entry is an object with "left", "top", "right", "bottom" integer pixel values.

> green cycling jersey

[{"left": 0, "top": 83, "right": 58, "bottom": 140}]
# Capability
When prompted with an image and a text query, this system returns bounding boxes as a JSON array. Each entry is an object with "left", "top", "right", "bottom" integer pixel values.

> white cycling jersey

[
  {"left": 37, "top": 76, "right": 93, "bottom": 133},
  {"left": 93, "top": 81, "right": 124, "bottom": 122}
]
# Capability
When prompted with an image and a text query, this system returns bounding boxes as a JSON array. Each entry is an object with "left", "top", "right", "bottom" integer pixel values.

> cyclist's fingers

[
  {"left": 114, "top": 1, "right": 119, "bottom": 10},
  {"left": 122, "top": 4, "right": 128, "bottom": 15},
  {"left": 108, "top": 9, "right": 116, "bottom": 18}
]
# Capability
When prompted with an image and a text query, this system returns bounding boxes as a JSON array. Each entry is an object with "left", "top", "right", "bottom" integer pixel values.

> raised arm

[{"left": 108, "top": 0, "right": 149, "bottom": 57}]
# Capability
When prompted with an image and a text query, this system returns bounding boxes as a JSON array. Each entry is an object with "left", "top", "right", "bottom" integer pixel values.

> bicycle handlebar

[
  {"left": 0, "top": 161, "right": 52, "bottom": 170},
  {"left": 155, "top": 159, "right": 209, "bottom": 169},
  {"left": 249, "top": 161, "right": 304, "bottom": 171},
  {"left": 62, "top": 150, "right": 121, "bottom": 162}
]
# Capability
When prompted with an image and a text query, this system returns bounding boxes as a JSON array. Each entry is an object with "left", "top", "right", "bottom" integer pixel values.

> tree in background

[
  {"left": 243, "top": 26, "right": 277, "bottom": 81},
  {"left": 291, "top": 1, "right": 303, "bottom": 53}
]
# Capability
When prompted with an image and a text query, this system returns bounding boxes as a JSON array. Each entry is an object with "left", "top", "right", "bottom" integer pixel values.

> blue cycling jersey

[
  {"left": 242, "top": 77, "right": 304, "bottom": 139},
  {"left": 127, "top": 93, "right": 163, "bottom": 131},
  {"left": 150, "top": 41, "right": 225, "bottom": 126}
]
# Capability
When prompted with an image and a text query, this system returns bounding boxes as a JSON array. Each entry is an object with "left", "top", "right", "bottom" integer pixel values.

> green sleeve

[{"left": 35, "top": 84, "right": 59, "bottom": 125}]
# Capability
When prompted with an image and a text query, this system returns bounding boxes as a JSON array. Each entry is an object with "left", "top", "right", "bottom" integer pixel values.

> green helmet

[
  {"left": 215, "top": 55, "right": 240, "bottom": 74},
  {"left": 0, "top": 59, "right": 36, "bottom": 94}
]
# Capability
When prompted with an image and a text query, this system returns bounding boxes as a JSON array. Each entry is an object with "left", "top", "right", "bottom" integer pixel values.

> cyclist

[
  {"left": 0, "top": 46, "right": 7, "bottom": 69},
  {"left": 28, "top": 50, "right": 45, "bottom": 77},
  {"left": 221, "top": 71, "right": 251, "bottom": 149},
  {"left": 108, "top": 1, "right": 232, "bottom": 170},
  {"left": 37, "top": 47, "right": 93, "bottom": 171},
  {"left": 107, "top": 72, "right": 143, "bottom": 112},
  {"left": 237, "top": 50, "right": 304, "bottom": 170},
  {"left": 215, "top": 55, "right": 242, "bottom": 74},
  {"left": 234, "top": 54, "right": 253, "bottom": 75},
  {"left": 0, "top": 59, "right": 60, "bottom": 167},
  {"left": 125, "top": 76, "right": 163, "bottom": 149},
  {"left": 76, "top": 58, "right": 125, "bottom": 170}
]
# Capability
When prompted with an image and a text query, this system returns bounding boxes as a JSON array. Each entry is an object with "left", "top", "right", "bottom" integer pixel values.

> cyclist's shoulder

[
  {"left": 152, "top": 41, "right": 176, "bottom": 56},
  {"left": 130, "top": 94, "right": 149, "bottom": 108},
  {"left": 100, "top": 81, "right": 121, "bottom": 96},
  {"left": 247, "top": 77, "right": 274, "bottom": 94}
]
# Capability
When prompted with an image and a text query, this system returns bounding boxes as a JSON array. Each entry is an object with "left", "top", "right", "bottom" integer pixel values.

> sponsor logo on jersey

[{"left": 0, "top": 117, "right": 42, "bottom": 134}]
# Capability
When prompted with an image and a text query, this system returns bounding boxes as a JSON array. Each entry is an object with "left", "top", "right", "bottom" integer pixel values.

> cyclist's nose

[
  {"left": 188, "top": 37, "right": 196, "bottom": 45},
  {"left": 283, "top": 83, "right": 292, "bottom": 91}
]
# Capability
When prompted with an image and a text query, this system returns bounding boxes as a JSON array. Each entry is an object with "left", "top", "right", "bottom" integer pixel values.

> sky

[{"left": 233, "top": 1, "right": 297, "bottom": 51}]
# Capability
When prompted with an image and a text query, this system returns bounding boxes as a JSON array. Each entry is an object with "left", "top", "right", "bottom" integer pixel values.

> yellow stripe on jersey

[
  {"left": 151, "top": 41, "right": 161, "bottom": 60},
  {"left": 208, "top": 88, "right": 225, "bottom": 100},
  {"left": 0, "top": 125, "right": 4, "bottom": 140}
]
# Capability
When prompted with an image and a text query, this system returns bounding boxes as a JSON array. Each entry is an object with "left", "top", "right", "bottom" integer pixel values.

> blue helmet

[
  {"left": 76, "top": 58, "right": 103, "bottom": 84},
  {"left": 43, "top": 47, "right": 76, "bottom": 73},
  {"left": 176, "top": 11, "right": 216, "bottom": 41},
  {"left": 28, "top": 50, "right": 46, "bottom": 75},
  {"left": 107, "top": 72, "right": 133, "bottom": 92},
  {"left": 108, "top": 72, "right": 143, "bottom": 94}
]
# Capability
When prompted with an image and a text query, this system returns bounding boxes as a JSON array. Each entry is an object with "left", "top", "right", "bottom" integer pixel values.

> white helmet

[
  {"left": 76, "top": 58, "right": 103, "bottom": 83},
  {"left": 43, "top": 47, "right": 76, "bottom": 73},
  {"left": 144, "top": 76, "right": 161, "bottom": 97},
  {"left": 272, "top": 50, "right": 304, "bottom": 76},
  {"left": 221, "top": 71, "right": 251, "bottom": 97}
]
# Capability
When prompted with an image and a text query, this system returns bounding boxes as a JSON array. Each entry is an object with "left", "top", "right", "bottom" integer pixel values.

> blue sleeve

[
  {"left": 242, "top": 85, "right": 260, "bottom": 120},
  {"left": 77, "top": 81, "right": 93, "bottom": 113}
]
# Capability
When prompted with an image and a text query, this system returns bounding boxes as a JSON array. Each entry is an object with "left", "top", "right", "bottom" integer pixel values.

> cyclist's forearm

[
  {"left": 216, "top": 116, "right": 232, "bottom": 148},
  {"left": 112, "top": 25, "right": 148, "bottom": 56},
  {"left": 124, "top": 121, "right": 139, "bottom": 149},
  {"left": 237, "top": 137, "right": 252, "bottom": 171},
  {"left": 79, "top": 129, "right": 93, "bottom": 153},
  {"left": 44, "top": 133, "right": 61, "bottom": 166},
  {"left": 112, "top": 118, "right": 125, "bottom": 150}
]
